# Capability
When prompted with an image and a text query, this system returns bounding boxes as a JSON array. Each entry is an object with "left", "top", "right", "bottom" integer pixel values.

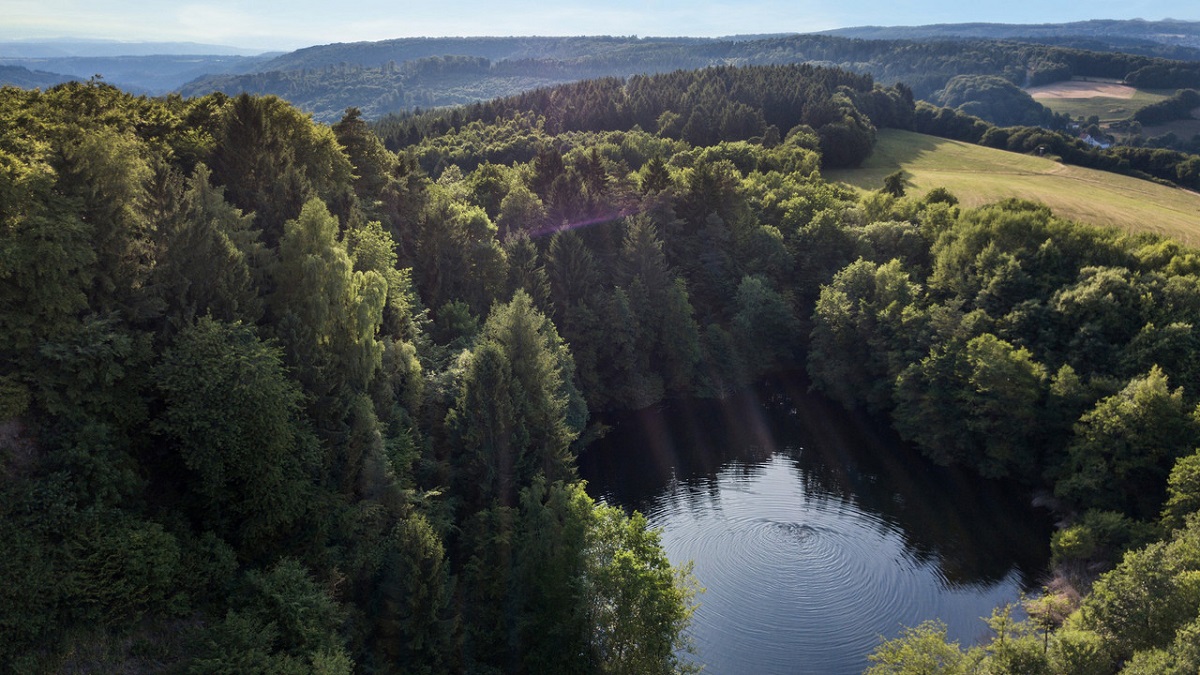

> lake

[{"left": 577, "top": 375, "right": 1053, "bottom": 674}]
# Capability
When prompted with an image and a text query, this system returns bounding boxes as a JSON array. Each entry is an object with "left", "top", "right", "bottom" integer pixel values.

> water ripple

[
  {"left": 580, "top": 385, "right": 1051, "bottom": 675},
  {"left": 646, "top": 455, "right": 1026, "bottom": 675}
]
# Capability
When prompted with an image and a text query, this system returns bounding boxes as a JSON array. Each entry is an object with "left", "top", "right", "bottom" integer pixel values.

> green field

[
  {"left": 1035, "top": 89, "right": 1170, "bottom": 123},
  {"left": 1025, "top": 78, "right": 1172, "bottom": 123},
  {"left": 827, "top": 129, "right": 1200, "bottom": 246}
]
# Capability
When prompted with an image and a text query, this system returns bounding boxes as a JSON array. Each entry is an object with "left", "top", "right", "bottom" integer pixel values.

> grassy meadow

[
  {"left": 1026, "top": 78, "right": 1170, "bottom": 123},
  {"left": 827, "top": 129, "right": 1200, "bottom": 246}
]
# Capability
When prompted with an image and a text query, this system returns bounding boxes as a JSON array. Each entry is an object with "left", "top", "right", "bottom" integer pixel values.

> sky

[{"left": 1, "top": 0, "right": 1197, "bottom": 52}]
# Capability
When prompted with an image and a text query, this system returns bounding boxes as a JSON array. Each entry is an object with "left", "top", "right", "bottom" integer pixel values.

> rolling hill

[
  {"left": 180, "top": 33, "right": 1200, "bottom": 123},
  {"left": 0, "top": 54, "right": 274, "bottom": 94},
  {"left": 819, "top": 19, "right": 1200, "bottom": 49},
  {"left": 827, "top": 128, "right": 1200, "bottom": 245},
  {"left": 0, "top": 64, "right": 75, "bottom": 89},
  {"left": 1026, "top": 79, "right": 1170, "bottom": 122}
]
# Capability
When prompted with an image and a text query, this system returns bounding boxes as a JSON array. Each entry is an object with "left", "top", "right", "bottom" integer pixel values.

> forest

[
  {"left": 173, "top": 33, "right": 1200, "bottom": 123},
  {"left": 3, "top": 61, "right": 1200, "bottom": 673}
]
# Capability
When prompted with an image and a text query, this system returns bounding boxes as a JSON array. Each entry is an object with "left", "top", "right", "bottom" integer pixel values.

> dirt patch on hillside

[{"left": 1027, "top": 81, "right": 1137, "bottom": 100}]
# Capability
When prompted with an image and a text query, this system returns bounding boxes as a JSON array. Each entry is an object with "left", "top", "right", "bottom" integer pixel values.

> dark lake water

[{"left": 577, "top": 375, "right": 1053, "bottom": 674}]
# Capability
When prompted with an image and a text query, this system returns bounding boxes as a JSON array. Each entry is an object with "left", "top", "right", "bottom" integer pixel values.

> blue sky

[{"left": 2, "top": 0, "right": 1196, "bottom": 51}]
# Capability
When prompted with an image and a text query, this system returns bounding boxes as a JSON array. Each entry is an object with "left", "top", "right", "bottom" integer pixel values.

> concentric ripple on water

[{"left": 644, "top": 454, "right": 1029, "bottom": 675}]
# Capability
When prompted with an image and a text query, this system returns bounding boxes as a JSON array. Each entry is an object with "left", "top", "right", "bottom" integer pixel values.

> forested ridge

[
  {"left": 9, "top": 24, "right": 1200, "bottom": 122},
  {"left": 4, "top": 62, "right": 1200, "bottom": 673},
  {"left": 176, "top": 33, "right": 1200, "bottom": 123},
  {"left": 820, "top": 19, "right": 1200, "bottom": 49}
]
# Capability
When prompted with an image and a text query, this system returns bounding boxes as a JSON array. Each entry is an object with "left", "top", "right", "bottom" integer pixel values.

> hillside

[
  {"left": 1026, "top": 79, "right": 1170, "bottom": 122},
  {"left": 819, "top": 19, "right": 1200, "bottom": 49},
  {"left": 251, "top": 35, "right": 716, "bottom": 73},
  {"left": 0, "top": 63, "right": 74, "bottom": 89},
  {"left": 180, "top": 33, "right": 1200, "bottom": 123},
  {"left": 827, "top": 128, "right": 1200, "bottom": 245},
  {"left": 178, "top": 57, "right": 623, "bottom": 122},
  {"left": 0, "top": 54, "right": 274, "bottom": 94},
  {"left": 9, "top": 23, "right": 1200, "bottom": 113}
]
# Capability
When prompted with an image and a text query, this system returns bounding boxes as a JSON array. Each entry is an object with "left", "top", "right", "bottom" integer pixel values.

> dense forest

[
  {"left": 175, "top": 33, "right": 1200, "bottom": 123},
  {"left": 819, "top": 19, "right": 1200, "bottom": 49},
  {"left": 5, "top": 61, "right": 1200, "bottom": 673},
  {"left": 9, "top": 30, "right": 1200, "bottom": 128}
]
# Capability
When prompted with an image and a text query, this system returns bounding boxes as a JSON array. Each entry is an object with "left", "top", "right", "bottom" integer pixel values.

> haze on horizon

[{"left": 3, "top": 0, "right": 1197, "bottom": 52}]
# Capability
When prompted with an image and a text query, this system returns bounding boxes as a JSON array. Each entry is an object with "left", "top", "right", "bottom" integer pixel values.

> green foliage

[
  {"left": 1046, "top": 628, "right": 1112, "bottom": 675},
  {"left": 587, "top": 504, "right": 700, "bottom": 675},
  {"left": 55, "top": 122, "right": 157, "bottom": 318},
  {"left": 273, "top": 198, "right": 387, "bottom": 422},
  {"left": 1050, "top": 510, "right": 1155, "bottom": 567},
  {"left": 1055, "top": 367, "right": 1200, "bottom": 519},
  {"left": 1050, "top": 266, "right": 1150, "bottom": 375},
  {"left": 0, "top": 144, "right": 95, "bottom": 360},
  {"left": 815, "top": 95, "right": 877, "bottom": 169},
  {"left": 503, "top": 232, "right": 552, "bottom": 312},
  {"left": 809, "top": 258, "right": 928, "bottom": 413},
  {"left": 596, "top": 286, "right": 664, "bottom": 410},
  {"left": 865, "top": 620, "right": 966, "bottom": 674},
  {"left": 882, "top": 170, "right": 907, "bottom": 197},
  {"left": 512, "top": 479, "right": 594, "bottom": 673},
  {"left": 12, "top": 61, "right": 1200, "bottom": 675},
  {"left": 333, "top": 107, "right": 396, "bottom": 210},
  {"left": 934, "top": 74, "right": 1059, "bottom": 127},
  {"left": 345, "top": 218, "right": 419, "bottom": 341},
  {"left": 155, "top": 317, "right": 318, "bottom": 557},
  {"left": 431, "top": 299, "right": 480, "bottom": 351},
  {"left": 1163, "top": 451, "right": 1200, "bottom": 531},
  {"left": 893, "top": 333, "right": 1048, "bottom": 477},
  {"left": 447, "top": 291, "right": 584, "bottom": 509},
  {"left": 698, "top": 322, "right": 750, "bottom": 398},
  {"left": 153, "top": 164, "right": 263, "bottom": 329},
  {"left": 65, "top": 514, "right": 182, "bottom": 625},
  {"left": 190, "top": 560, "right": 350, "bottom": 674},
  {"left": 0, "top": 481, "right": 183, "bottom": 661},
  {"left": 409, "top": 189, "right": 508, "bottom": 314},
  {"left": 1133, "top": 89, "right": 1200, "bottom": 126},
  {"left": 1079, "top": 520, "right": 1200, "bottom": 661},
  {"left": 368, "top": 512, "right": 457, "bottom": 673},
  {"left": 208, "top": 93, "right": 354, "bottom": 245},
  {"left": 732, "top": 275, "right": 801, "bottom": 370},
  {"left": 615, "top": 218, "right": 702, "bottom": 399}
]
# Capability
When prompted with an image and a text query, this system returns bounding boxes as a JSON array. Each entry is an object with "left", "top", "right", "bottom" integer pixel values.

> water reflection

[{"left": 578, "top": 375, "right": 1052, "bottom": 674}]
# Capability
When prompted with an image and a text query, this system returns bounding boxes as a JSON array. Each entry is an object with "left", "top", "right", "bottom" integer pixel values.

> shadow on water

[
  {"left": 578, "top": 371, "right": 1053, "bottom": 590},
  {"left": 579, "top": 373, "right": 1054, "bottom": 673}
]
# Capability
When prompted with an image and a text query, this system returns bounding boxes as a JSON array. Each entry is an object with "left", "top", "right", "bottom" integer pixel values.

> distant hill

[
  {"left": 180, "top": 33, "right": 1200, "bottom": 123},
  {"left": 0, "top": 54, "right": 276, "bottom": 94},
  {"left": 0, "top": 64, "right": 75, "bottom": 89},
  {"left": 1012, "top": 36, "right": 1200, "bottom": 62},
  {"left": 10, "top": 26, "right": 1200, "bottom": 127},
  {"left": 178, "top": 57, "right": 589, "bottom": 122},
  {"left": 0, "top": 39, "right": 278, "bottom": 94},
  {"left": 817, "top": 19, "right": 1200, "bottom": 49},
  {"left": 250, "top": 36, "right": 717, "bottom": 73}
]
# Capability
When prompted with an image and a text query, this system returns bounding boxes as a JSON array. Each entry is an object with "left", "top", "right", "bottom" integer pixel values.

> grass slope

[
  {"left": 827, "top": 129, "right": 1200, "bottom": 245},
  {"left": 1027, "top": 79, "right": 1171, "bottom": 123},
  {"left": 1036, "top": 89, "right": 1170, "bottom": 123}
]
